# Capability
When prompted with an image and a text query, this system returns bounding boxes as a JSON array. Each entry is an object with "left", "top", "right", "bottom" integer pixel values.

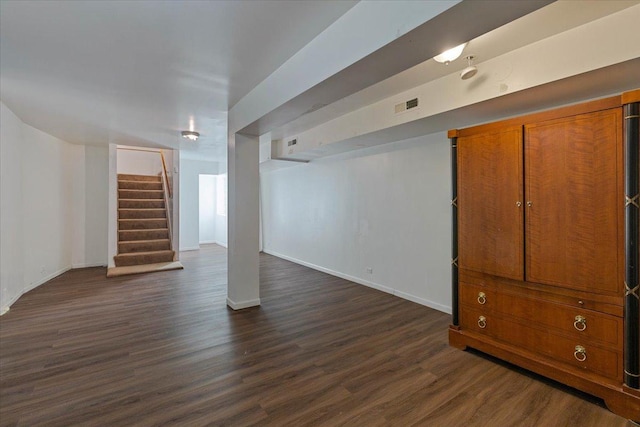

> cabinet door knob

[
  {"left": 477, "top": 292, "right": 487, "bottom": 305},
  {"left": 516, "top": 201, "right": 522, "bottom": 207},
  {"left": 574, "top": 315, "right": 587, "bottom": 331},
  {"left": 527, "top": 201, "right": 533, "bottom": 207},
  {"left": 478, "top": 316, "right": 487, "bottom": 329},
  {"left": 574, "top": 345, "right": 587, "bottom": 362}
]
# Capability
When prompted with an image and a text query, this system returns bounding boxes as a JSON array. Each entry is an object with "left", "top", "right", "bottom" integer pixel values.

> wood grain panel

[
  {"left": 460, "top": 306, "right": 622, "bottom": 381},
  {"left": 0, "top": 245, "right": 629, "bottom": 425},
  {"left": 458, "top": 126, "right": 524, "bottom": 280},
  {"left": 459, "top": 282, "right": 623, "bottom": 348},
  {"left": 525, "top": 108, "right": 623, "bottom": 295},
  {"left": 460, "top": 269, "right": 623, "bottom": 316}
]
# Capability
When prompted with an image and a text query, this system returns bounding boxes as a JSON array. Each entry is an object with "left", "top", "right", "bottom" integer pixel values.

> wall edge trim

[{"left": 1, "top": 266, "right": 71, "bottom": 315}]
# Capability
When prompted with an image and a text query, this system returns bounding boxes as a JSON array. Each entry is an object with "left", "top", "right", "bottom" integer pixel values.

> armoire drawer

[
  {"left": 459, "top": 282, "right": 622, "bottom": 348},
  {"left": 460, "top": 306, "right": 622, "bottom": 381}
]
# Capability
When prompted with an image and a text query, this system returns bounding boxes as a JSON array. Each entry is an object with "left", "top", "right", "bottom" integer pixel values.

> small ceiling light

[
  {"left": 181, "top": 130, "right": 200, "bottom": 141},
  {"left": 433, "top": 43, "right": 467, "bottom": 65},
  {"left": 460, "top": 55, "right": 478, "bottom": 80}
]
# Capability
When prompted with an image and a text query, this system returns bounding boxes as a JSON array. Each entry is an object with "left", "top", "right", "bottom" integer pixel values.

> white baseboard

[
  {"left": 226, "top": 297, "right": 261, "bottom": 310},
  {"left": 1, "top": 292, "right": 21, "bottom": 315},
  {"left": 71, "top": 262, "right": 107, "bottom": 269},
  {"left": 199, "top": 240, "right": 216, "bottom": 244},
  {"left": 394, "top": 290, "right": 452, "bottom": 314},
  {"left": 263, "top": 249, "right": 451, "bottom": 315},
  {"left": 1, "top": 266, "right": 71, "bottom": 315},
  {"left": 25, "top": 267, "right": 71, "bottom": 293},
  {"left": 215, "top": 241, "right": 228, "bottom": 248},
  {"left": 180, "top": 246, "right": 200, "bottom": 252}
]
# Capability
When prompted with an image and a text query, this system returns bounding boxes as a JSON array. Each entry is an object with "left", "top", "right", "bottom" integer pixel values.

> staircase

[{"left": 114, "top": 174, "right": 175, "bottom": 267}]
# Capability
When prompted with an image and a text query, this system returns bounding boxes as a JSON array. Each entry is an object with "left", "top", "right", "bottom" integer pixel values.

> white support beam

[{"left": 227, "top": 132, "right": 260, "bottom": 310}]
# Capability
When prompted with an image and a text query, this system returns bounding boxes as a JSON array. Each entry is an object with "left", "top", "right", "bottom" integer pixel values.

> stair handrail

[
  {"left": 160, "top": 150, "right": 172, "bottom": 199},
  {"left": 159, "top": 150, "right": 174, "bottom": 258}
]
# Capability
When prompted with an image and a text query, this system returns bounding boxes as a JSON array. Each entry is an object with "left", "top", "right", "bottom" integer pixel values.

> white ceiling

[
  {"left": 2, "top": 0, "right": 638, "bottom": 164},
  {"left": 0, "top": 0, "right": 357, "bottom": 160},
  {"left": 271, "top": 0, "right": 639, "bottom": 140}
]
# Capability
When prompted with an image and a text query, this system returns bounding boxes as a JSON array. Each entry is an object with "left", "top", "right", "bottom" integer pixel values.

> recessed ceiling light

[
  {"left": 181, "top": 130, "right": 200, "bottom": 141},
  {"left": 433, "top": 43, "right": 467, "bottom": 65}
]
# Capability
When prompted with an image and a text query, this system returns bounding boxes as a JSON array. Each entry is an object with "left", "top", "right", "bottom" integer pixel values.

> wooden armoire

[{"left": 449, "top": 90, "right": 640, "bottom": 420}]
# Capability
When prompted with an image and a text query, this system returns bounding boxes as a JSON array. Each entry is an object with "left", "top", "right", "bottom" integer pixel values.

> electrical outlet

[
  {"left": 366, "top": 267, "right": 373, "bottom": 274},
  {"left": 40, "top": 266, "right": 46, "bottom": 275}
]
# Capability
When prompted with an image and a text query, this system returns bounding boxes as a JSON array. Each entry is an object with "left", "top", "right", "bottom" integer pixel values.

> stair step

[
  {"left": 118, "top": 180, "right": 163, "bottom": 191},
  {"left": 119, "top": 199, "right": 165, "bottom": 209},
  {"left": 118, "top": 239, "right": 171, "bottom": 254},
  {"left": 119, "top": 219, "right": 168, "bottom": 230},
  {"left": 119, "top": 228, "right": 170, "bottom": 241},
  {"left": 118, "top": 189, "right": 164, "bottom": 199},
  {"left": 114, "top": 250, "right": 175, "bottom": 267},
  {"left": 118, "top": 174, "right": 161, "bottom": 182},
  {"left": 118, "top": 208, "right": 167, "bottom": 219}
]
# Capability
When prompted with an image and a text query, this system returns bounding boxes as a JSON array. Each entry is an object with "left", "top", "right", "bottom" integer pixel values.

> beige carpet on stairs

[
  {"left": 107, "top": 173, "right": 183, "bottom": 277},
  {"left": 107, "top": 261, "right": 184, "bottom": 278}
]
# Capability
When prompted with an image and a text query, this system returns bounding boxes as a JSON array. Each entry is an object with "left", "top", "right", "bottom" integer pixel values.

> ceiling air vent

[
  {"left": 394, "top": 97, "right": 419, "bottom": 114},
  {"left": 287, "top": 138, "right": 297, "bottom": 147}
]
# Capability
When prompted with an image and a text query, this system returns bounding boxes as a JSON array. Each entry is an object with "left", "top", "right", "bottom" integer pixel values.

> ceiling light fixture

[
  {"left": 181, "top": 130, "right": 200, "bottom": 141},
  {"left": 460, "top": 55, "right": 478, "bottom": 80},
  {"left": 433, "top": 43, "right": 467, "bottom": 65}
]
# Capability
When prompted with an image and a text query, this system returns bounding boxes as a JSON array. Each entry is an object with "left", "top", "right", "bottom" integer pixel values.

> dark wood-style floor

[{"left": 0, "top": 245, "right": 632, "bottom": 426}]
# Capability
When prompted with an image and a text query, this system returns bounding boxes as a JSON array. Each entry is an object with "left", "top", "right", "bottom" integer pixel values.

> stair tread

[
  {"left": 118, "top": 218, "right": 167, "bottom": 221},
  {"left": 119, "top": 239, "right": 170, "bottom": 244},
  {"left": 119, "top": 199, "right": 165, "bottom": 201},
  {"left": 119, "top": 228, "right": 169, "bottom": 232},
  {"left": 118, "top": 189, "right": 163, "bottom": 192},
  {"left": 118, "top": 208, "right": 166, "bottom": 211},
  {"left": 115, "top": 250, "right": 174, "bottom": 258}
]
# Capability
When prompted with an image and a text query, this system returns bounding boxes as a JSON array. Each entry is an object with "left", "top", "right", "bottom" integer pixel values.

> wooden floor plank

[{"left": 0, "top": 245, "right": 632, "bottom": 426}]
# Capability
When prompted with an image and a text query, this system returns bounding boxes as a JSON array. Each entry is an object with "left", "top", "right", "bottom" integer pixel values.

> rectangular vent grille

[
  {"left": 395, "top": 98, "right": 419, "bottom": 114},
  {"left": 287, "top": 138, "right": 297, "bottom": 147}
]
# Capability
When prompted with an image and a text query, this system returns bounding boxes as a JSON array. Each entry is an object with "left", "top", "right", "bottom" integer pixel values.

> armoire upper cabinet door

[
  {"left": 525, "top": 108, "right": 623, "bottom": 295},
  {"left": 458, "top": 126, "right": 524, "bottom": 280}
]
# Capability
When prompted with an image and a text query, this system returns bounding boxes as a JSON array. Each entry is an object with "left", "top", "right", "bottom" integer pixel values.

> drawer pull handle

[
  {"left": 574, "top": 315, "right": 587, "bottom": 331},
  {"left": 574, "top": 345, "right": 587, "bottom": 362},
  {"left": 477, "top": 292, "right": 487, "bottom": 305},
  {"left": 478, "top": 316, "right": 487, "bottom": 329}
]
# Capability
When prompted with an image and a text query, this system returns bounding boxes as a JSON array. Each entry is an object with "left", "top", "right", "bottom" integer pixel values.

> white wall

[
  {"left": 107, "top": 144, "right": 118, "bottom": 268},
  {"left": 21, "top": 125, "right": 74, "bottom": 288},
  {"left": 83, "top": 146, "right": 109, "bottom": 266},
  {"left": 1, "top": 101, "right": 108, "bottom": 314},
  {"left": 215, "top": 173, "right": 228, "bottom": 248},
  {"left": 71, "top": 145, "right": 109, "bottom": 268},
  {"left": 199, "top": 174, "right": 217, "bottom": 244},
  {"left": 117, "top": 148, "right": 163, "bottom": 176},
  {"left": 261, "top": 132, "right": 452, "bottom": 313},
  {"left": 179, "top": 158, "right": 220, "bottom": 251},
  {"left": 1, "top": 102, "right": 25, "bottom": 314}
]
